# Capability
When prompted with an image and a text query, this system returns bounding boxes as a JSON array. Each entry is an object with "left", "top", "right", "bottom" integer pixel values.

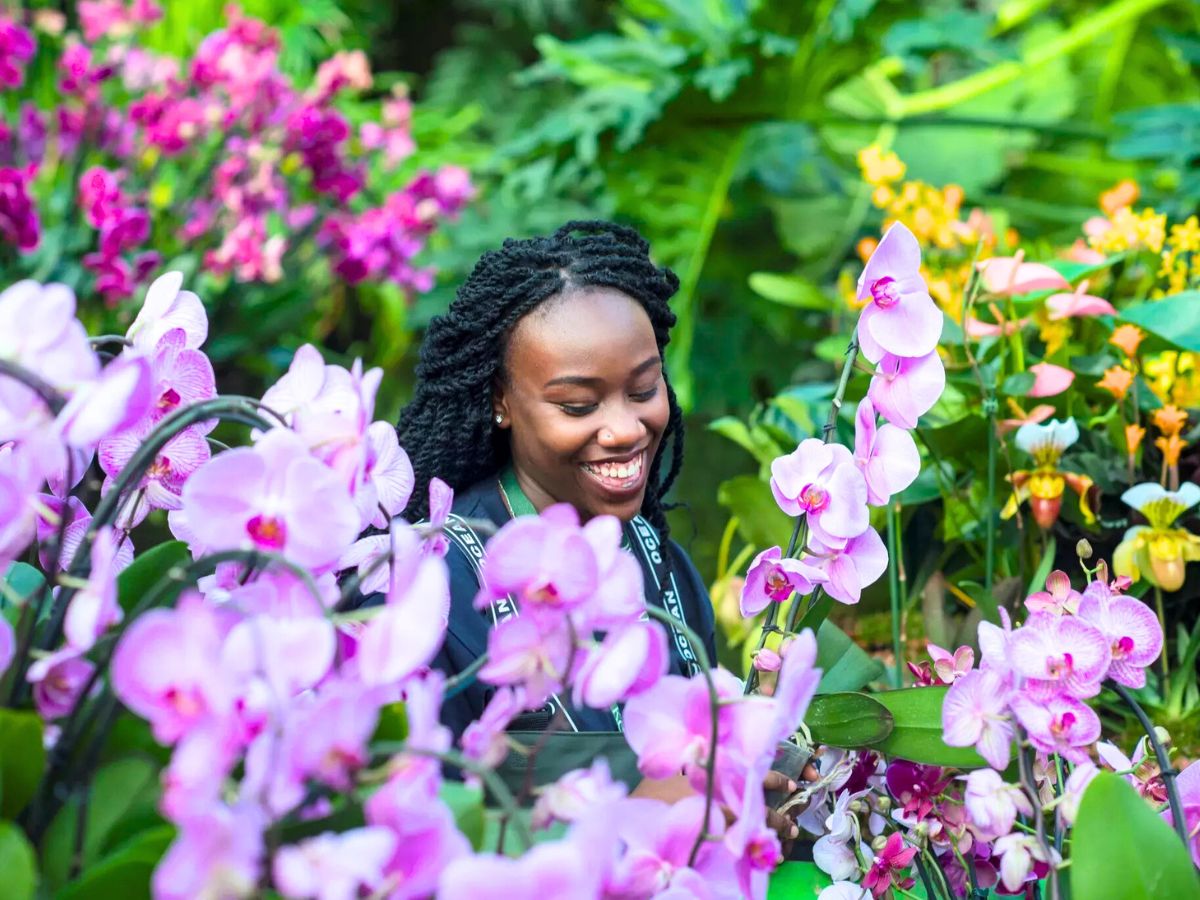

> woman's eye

[
  {"left": 559, "top": 403, "right": 598, "bottom": 417},
  {"left": 631, "top": 387, "right": 659, "bottom": 402}
]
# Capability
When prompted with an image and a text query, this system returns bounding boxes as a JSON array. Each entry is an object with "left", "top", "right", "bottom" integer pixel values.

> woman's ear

[{"left": 492, "top": 384, "right": 511, "bottom": 429}]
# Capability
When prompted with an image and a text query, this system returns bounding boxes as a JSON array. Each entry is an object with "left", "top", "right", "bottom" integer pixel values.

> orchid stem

[
  {"left": 1109, "top": 680, "right": 1188, "bottom": 846},
  {"left": 1153, "top": 586, "right": 1170, "bottom": 682},
  {"left": 887, "top": 501, "right": 905, "bottom": 687}
]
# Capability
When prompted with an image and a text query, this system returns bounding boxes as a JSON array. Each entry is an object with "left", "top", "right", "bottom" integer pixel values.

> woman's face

[{"left": 494, "top": 286, "right": 670, "bottom": 522}]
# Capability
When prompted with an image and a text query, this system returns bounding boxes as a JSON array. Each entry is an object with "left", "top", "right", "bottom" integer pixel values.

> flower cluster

[{"left": 0, "top": 7, "right": 472, "bottom": 305}]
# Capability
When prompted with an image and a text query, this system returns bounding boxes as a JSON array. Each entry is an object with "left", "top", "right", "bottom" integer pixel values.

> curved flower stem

[
  {"left": 744, "top": 515, "right": 806, "bottom": 697},
  {"left": 0, "top": 357, "right": 67, "bottom": 415},
  {"left": 382, "top": 745, "right": 533, "bottom": 852},
  {"left": 887, "top": 501, "right": 905, "bottom": 687},
  {"left": 1110, "top": 680, "right": 1188, "bottom": 845},
  {"left": 444, "top": 654, "right": 489, "bottom": 698},
  {"left": 87, "top": 335, "right": 133, "bottom": 348},
  {"left": 921, "top": 847, "right": 955, "bottom": 899},
  {"left": 913, "top": 852, "right": 945, "bottom": 899},
  {"left": 1016, "top": 738, "right": 1060, "bottom": 900},
  {"left": 642, "top": 605, "right": 717, "bottom": 867}
]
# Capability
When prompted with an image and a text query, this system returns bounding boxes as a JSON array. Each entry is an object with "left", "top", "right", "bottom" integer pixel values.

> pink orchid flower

[
  {"left": 126, "top": 270, "right": 209, "bottom": 351},
  {"left": 355, "top": 551, "right": 449, "bottom": 687},
  {"left": 1167, "top": 760, "right": 1200, "bottom": 865},
  {"left": 853, "top": 397, "right": 920, "bottom": 506},
  {"left": 770, "top": 628, "right": 822, "bottom": 747},
  {"left": 1077, "top": 589, "right": 1162, "bottom": 688},
  {"left": 724, "top": 758, "right": 784, "bottom": 899},
  {"left": 1026, "top": 361, "right": 1075, "bottom": 398},
  {"left": 573, "top": 619, "right": 668, "bottom": 709},
  {"left": 965, "top": 769, "right": 1033, "bottom": 841},
  {"left": 862, "top": 832, "right": 918, "bottom": 898},
  {"left": 274, "top": 828, "right": 396, "bottom": 900},
  {"left": 476, "top": 503, "right": 600, "bottom": 618},
  {"left": 532, "top": 758, "right": 628, "bottom": 831},
  {"left": 143, "top": 327, "right": 217, "bottom": 425},
  {"left": 424, "top": 476, "right": 454, "bottom": 557},
  {"left": 808, "top": 528, "right": 888, "bottom": 605},
  {"left": 1045, "top": 280, "right": 1117, "bottom": 320},
  {"left": 964, "top": 314, "right": 1030, "bottom": 338},
  {"left": 867, "top": 350, "right": 945, "bottom": 430},
  {"left": 27, "top": 648, "right": 95, "bottom": 719},
  {"left": 942, "top": 668, "right": 1014, "bottom": 770},
  {"left": 462, "top": 685, "right": 526, "bottom": 770},
  {"left": 478, "top": 616, "right": 573, "bottom": 707},
  {"left": 770, "top": 439, "right": 869, "bottom": 547},
  {"left": 978, "top": 253, "right": 1070, "bottom": 296},
  {"left": 1010, "top": 692, "right": 1101, "bottom": 763},
  {"left": 356, "top": 420, "right": 415, "bottom": 529},
  {"left": 993, "top": 833, "right": 1052, "bottom": 893},
  {"left": 54, "top": 352, "right": 154, "bottom": 448},
  {"left": 1009, "top": 611, "right": 1110, "bottom": 700},
  {"left": 0, "top": 616, "right": 12, "bottom": 677},
  {"left": 855, "top": 222, "right": 943, "bottom": 363},
  {"left": 978, "top": 608, "right": 1016, "bottom": 682},
  {"left": 180, "top": 427, "right": 360, "bottom": 570},
  {"left": 111, "top": 592, "right": 234, "bottom": 744},
  {"left": 927, "top": 643, "right": 974, "bottom": 684},
  {"left": 439, "top": 835, "right": 609, "bottom": 900},
  {"left": 153, "top": 803, "right": 264, "bottom": 900},
  {"left": 739, "top": 545, "right": 826, "bottom": 617},
  {"left": 1025, "top": 569, "right": 1082, "bottom": 615},
  {"left": 62, "top": 526, "right": 124, "bottom": 651},
  {"left": 99, "top": 421, "right": 211, "bottom": 528},
  {"left": 221, "top": 613, "right": 336, "bottom": 702}
]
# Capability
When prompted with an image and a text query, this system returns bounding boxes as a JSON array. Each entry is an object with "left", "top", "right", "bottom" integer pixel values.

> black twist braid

[{"left": 398, "top": 220, "right": 685, "bottom": 538}]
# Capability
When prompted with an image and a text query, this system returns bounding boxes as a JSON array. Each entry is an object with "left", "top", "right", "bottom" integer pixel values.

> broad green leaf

[
  {"left": 1071, "top": 772, "right": 1200, "bottom": 899},
  {"left": 716, "top": 476, "right": 794, "bottom": 550},
  {"left": 1121, "top": 292, "right": 1200, "bottom": 353},
  {"left": 55, "top": 826, "right": 174, "bottom": 900},
  {"left": 42, "top": 758, "right": 162, "bottom": 890},
  {"left": 805, "top": 692, "right": 893, "bottom": 748},
  {"left": 871, "top": 686, "right": 987, "bottom": 768},
  {"left": 1026, "top": 536, "right": 1058, "bottom": 597},
  {"left": 767, "top": 860, "right": 833, "bottom": 897},
  {"left": 0, "top": 709, "right": 46, "bottom": 819},
  {"left": 1, "top": 563, "right": 45, "bottom": 607},
  {"left": 115, "top": 541, "right": 190, "bottom": 615},
  {"left": 816, "top": 619, "right": 885, "bottom": 693},
  {"left": 440, "top": 780, "right": 486, "bottom": 851},
  {"left": 0, "top": 821, "right": 37, "bottom": 900},
  {"left": 747, "top": 273, "right": 831, "bottom": 310},
  {"left": 1000, "top": 371, "right": 1036, "bottom": 396},
  {"left": 956, "top": 579, "right": 1001, "bottom": 625},
  {"left": 373, "top": 702, "right": 408, "bottom": 744}
]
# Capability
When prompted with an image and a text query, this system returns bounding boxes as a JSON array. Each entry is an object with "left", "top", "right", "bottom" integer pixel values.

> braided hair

[{"left": 398, "top": 220, "right": 685, "bottom": 537}]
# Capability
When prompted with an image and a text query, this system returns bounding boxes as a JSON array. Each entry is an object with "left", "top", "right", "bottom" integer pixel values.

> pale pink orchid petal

[
  {"left": 770, "top": 439, "right": 869, "bottom": 545},
  {"left": 810, "top": 528, "right": 888, "bottom": 605},
  {"left": 855, "top": 222, "right": 943, "bottom": 361},
  {"left": 274, "top": 828, "right": 397, "bottom": 900},
  {"left": 55, "top": 353, "right": 154, "bottom": 448},
  {"left": 1010, "top": 692, "right": 1101, "bottom": 763},
  {"left": 1078, "top": 592, "right": 1163, "bottom": 688},
  {"left": 63, "top": 526, "right": 125, "bottom": 651},
  {"left": 1009, "top": 612, "right": 1110, "bottom": 700},
  {"left": 942, "top": 668, "right": 1014, "bottom": 770},
  {"left": 127, "top": 271, "right": 209, "bottom": 351},
  {"left": 1027, "top": 362, "right": 1075, "bottom": 398},
  {"left": 1045, "top": 290, "right": 1117, "bottom": 320},
  {"left": 573, "top": 620, "right": 668, "bottom": 709},
  {"left": 462, "top": 686, "right": 526, "bottom": 770},
  {"left": 978, "top": 256, "right": 1070, "bottom": 296},
  {"left": 854, "top": 397, "right": 920, "bottom": 506},
  {"left": 868, "top": 350, "right": 945, "bottom": 429},
  {"left": 357, "top": 557, "right": 448, "bottom": 687}
]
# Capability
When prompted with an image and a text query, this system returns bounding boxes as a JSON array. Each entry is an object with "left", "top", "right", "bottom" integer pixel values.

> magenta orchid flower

[
  {"left": 867, "top": 350, "right": 945, "bottom": 430},
  {"left": 739, "top": 545, "right": 826, "bottom": 616},
  {"left": 862, "top": 832, "right": 918, "bottom": 898},
  {"left": 927, "top": 643, "right": 974, "bottom": 684},
  {"left": 724, "top": 759, "right": 784, "bottom": 899},
  {"left": 27, "top": 649, "right": 95, "bottom": 720},
  {"left": 978, "top": 254, "right": 1070, "bottom": 296},
  {"left": 853, "top": 398, "right": 920, "bottom": 506},
  {"left": 180, "top": 427, "right": 360, "bottom": 569},
  {"left": 808, "top": 528, "right": 888, "bottom": 605},
  {"left": 1077, "top": 588, "right": 1162, "bottom": 688},
  {"left": 274, "top": 828, "right": 396, "bottom": 900},
  {"left": 942, "top": 668, "right": 1015, "bottom": 770},
  {"left": 1010, "top": 692, "right": 1101, "bottom": 763},
  {"left": 1008, "top": 612, "right": 1110, "bottom": 700},
  {"left": 126, "top": 271, "right": 209, "bottom": 351},
  {"left": 144, "top": 327, "right": 218, "bottom": 424},
  {"left": 1045, "top": 281, "right": 1118, "bottom": 320},
  {"left": 1027, "top": 361, "right": 1075, "bottom": 398},
  {"left": 573, "top": 620, "right": 668, "bottom": 709},
  {"left": 964, "top": 768, "right": 1033, "bottom": 840},
  {"left": 1025, "top": 569, "right": 1082, "bottom": 615},
  {"left": 770, "top": 439, "right": 869, "bottom": 547},
  {"left": 855, "top": 222, "right": 943, "bottom": 363}
]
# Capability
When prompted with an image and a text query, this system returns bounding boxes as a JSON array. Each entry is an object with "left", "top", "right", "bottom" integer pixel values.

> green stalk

[
  {"left": 887, "top": 501, "right": 905, "bottom": 687},
  {"left": 1154, "top": 586, "right": 1171, "bottom": 681},
  {"left": 1110, "top": 681, "right": 1188, "bottom": 846}
]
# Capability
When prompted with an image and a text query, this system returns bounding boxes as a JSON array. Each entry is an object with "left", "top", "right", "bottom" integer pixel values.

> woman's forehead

[{"left": 506, "top": 287, "right": 660, "bottom": 381}]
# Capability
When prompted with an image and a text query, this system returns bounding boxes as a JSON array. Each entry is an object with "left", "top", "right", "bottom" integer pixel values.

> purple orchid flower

[
  {"left": 27, "top": 648, "right": 95, "bottom": 720},
  {"left": 462, "top": 685, "right": 526, "bottom": 770},
  {"left": 573, "top": 619, "right": 669, "bottom": 709},
  {"left": 1077, "top": 588, "right": 1162, "bottom": 688},
  {"left": 867, "top": 349, "right": 945, "bottom": 430},
  {"left": 1010, "top": 692, "right": 1101, "bottom": 763},
  {"left": 478, "top": 615, "right": 572, "bottom": 707},
  {"left": 355, "top": 553, "right": 449, "bottom": 687},
  {"left": 770, "top": 439, "right": 869, "bottom": 547},
  {"left": 853, "top": 397, "right": 920, "bottom": 506},
  {"left": 55, "top": 352, "right": 154, "bottom": 448},
  {"left": 274, "top": 828, "right": 397, "bottom": 900},
  {"left": 531, "top": 757, "right": 627, "bottom": 831},
  {"left": 144, "top": 327, "right": 218, "bottom": 424},
  {"left": 356, "top": 419, "right": 414, "bottom": 529},
  {"left": 942, "top": 668, "right": 1015, "bottom": 770},
  {"left": 180, "top": 427, "right": 360, "bottom": 570},
  {"left": 808, "top": 527, "right": 888, "bottom": 605},
  {"left": 964, "top": 768, "right": 1033, "bottom": 840},
  {"left": 739, "top": 545, "right": 826, "bottom": 617},
  {"left": 1009, "top": 611, "right": 1111, "bottom": 700},
  {"left": 855, "top": 222, "right": 943, "bottom": 363},
  {"left": 152, "top": 803, "right": 264, "bottom": 900},
  {"left": 1025, "top": 569, "right": 1082, "bottom": 615}
]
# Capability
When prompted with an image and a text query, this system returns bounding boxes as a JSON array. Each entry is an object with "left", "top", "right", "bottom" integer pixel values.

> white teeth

[{"left": 583, "top": 454, "right": 643, "bottom": 482}]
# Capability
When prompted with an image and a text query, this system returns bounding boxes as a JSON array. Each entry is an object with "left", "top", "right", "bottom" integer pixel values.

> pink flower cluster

[
  {"left": 741, "top": 222, "right": 938, "bottom": 619},
  {"left": 0, "top": 7, "right": 472, "bottom": 303}
]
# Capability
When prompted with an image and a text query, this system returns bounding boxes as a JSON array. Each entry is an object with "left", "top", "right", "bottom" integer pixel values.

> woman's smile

[{"left": 579, "top": 448, "right": 647, "bottom": 496}]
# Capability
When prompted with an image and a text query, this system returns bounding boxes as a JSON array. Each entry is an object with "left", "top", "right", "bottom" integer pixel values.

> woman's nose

[{"left": 598, "top": 403, "right": 646, "bottom": 448}]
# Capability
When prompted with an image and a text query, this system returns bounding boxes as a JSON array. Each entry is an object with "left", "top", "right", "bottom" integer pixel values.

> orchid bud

[
  {"left": 1076, "top": 539, "right": 1093, "bottom": 560},
  {"left": 752, "top": 648, "right": 782, "bottom": 673},
  {"left": 871, "top": 835, "right": 890, "bottom": 852},
  {"left": 1154, "top": 725, "right": 1172, "bottom": 747},
  {"left": 874, "top": 796, "right": 892, "bottom": 813},
  {"left": 849, "top": 799, "right": 866, "bottom": 815}
]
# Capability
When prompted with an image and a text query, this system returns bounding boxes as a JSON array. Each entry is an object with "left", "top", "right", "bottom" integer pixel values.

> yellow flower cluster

[
  {"left": 1143, "top": 350, "right": 1200, "bottom": 408},
  {"left": 857, "top": 144, "right": 974, "bottom": 251},
  {"left": 1087, "top": 205, "right": 1167, "bottom": 255},
  {"left": 1158, "top": 215, "right": 1200, "bottom": 295}
]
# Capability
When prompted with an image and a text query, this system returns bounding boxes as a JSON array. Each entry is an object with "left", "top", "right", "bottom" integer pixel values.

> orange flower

[
  {"left": 1153, "top": 404, "right": 1189, "bottom": 437},
  {"left": 1156, "top": 433, "right": 1187, "bottom": 467},
  {"left": 1096, "top": 366, "right": 1135, "bottom": 399},
  {"left": 856, "top": 237, "right": 878, "bottom": 263},
  {"left": 1125, "top": 423, "right": 1146, "bottom": 455},
  {"left": 1100, "top": 179, "right": 1140, "bottom": 215},
  {"left": 1109, "top": 324, "right": 1145, "bottom": 358}
]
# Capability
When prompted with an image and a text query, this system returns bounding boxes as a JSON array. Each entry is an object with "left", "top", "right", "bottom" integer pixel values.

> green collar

[{"left": 498, "top": 466, "right": 633, "bottom": 549}]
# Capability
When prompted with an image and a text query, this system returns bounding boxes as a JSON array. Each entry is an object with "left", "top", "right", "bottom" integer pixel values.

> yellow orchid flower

[
  {"left": 1002, "top": 418, "right": 1097, "bottom": 530},
  {"left": 1114, "top": 483, "right": 1200, "bottom": 591}
]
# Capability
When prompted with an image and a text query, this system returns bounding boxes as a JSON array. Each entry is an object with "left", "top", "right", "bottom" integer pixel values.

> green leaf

[
  {"left": 0, "top": 821, "right": 37, "bottom": 900},
  {"left": 871, "top": 686, "right": 988, "bottom": 768},
  {"left": 41, "top": 758, "right": 162, "bottom": 891},
  {"left": 0, "top": 709, "right": 46, "bottom": 819},
  {"left": 55, "top": 826, "right": 174, "bottom": 900},
  {"left": 115, "top": 542, "right": 191, "bottom": 615},
  {"left": 747, "top": 273, "right": 831, "bottom": 311},
  {"left": 767, "top": 860, "right": 833, "bottom": 897},
  {"left": 804, "top": 692, "right": 894, "bottom": 748},
  {"left": 440, "top": 780, "right": 486, "bottom": 851},
  {"left": 1121, "top": 292, "right": 1200, "bottom": 353},
  {"left": 1, "top": 563, "right": 45, "bottom": 608},
  {"left": 1071, "top": 772, "right": 1200, "bottom": 899},
  {"left": 1026, "top": 536, "right": 1058, "bottom": 597},
  {"left": 1000, "top": 371, "right": 1036, "bottom": 396},
  {"left": 957, "top": 579, "right": 1001, "bottom": 625},
  {"left": 816, "top": 619, "right": 885, "bottom": 692},
  {"left": 716, "top": 476, "right": 795, "bottom": 550}
]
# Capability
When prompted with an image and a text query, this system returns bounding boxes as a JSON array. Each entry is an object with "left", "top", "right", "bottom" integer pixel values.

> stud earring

[{"left": 495, "top": 414, "right": 503, "bottom": 425}]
